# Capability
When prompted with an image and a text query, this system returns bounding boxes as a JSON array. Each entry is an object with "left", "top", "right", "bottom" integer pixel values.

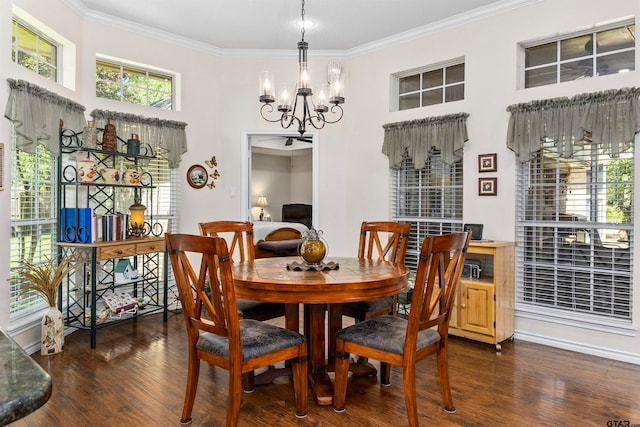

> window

[
  {"left": 396, "top": 62, "right": 464, "bottom": 111},
  {"left": 96, "top": 59, "right": 174, "bottom": 109},
  {"left": 11, "top": 18, "right": 58, "bottom": 81},
  {"left": 515, "top": 143, "right": 633, "bottom": 324},
  {"left": 10, "top": 136, "right": 58, "bottom": 318},
  {"left": 523, "top": 21, "right": 635, "bottom": 88},
  {"left": 391, "top": 153, "right": 463, "bottom": 271}
]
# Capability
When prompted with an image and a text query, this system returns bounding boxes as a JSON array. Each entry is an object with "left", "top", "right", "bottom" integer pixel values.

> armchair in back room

[{"left": 282, "top": 203, "right": 312, "bottom": 228}]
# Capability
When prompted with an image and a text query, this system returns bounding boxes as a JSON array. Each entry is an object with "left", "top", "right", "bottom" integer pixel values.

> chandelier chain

[{"left": 301, "top": 0, "right": 306, "bottom": 41}]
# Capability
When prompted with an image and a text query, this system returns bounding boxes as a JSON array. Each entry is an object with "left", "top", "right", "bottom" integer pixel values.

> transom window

[
  {"left": 396, "top": 62, "right": 465, "bottom": 111},
  {"left": 11, "top": 18, "right": 58, "bottom": 81},
  {"left": 96, "top": 59, "right": 174, "bottom": 109},
  {"left": 523, "top": 21, "right": 635, "bottom": 88},
  {"left": 391, "top": 153, "right": 463, "bottom": 271}
]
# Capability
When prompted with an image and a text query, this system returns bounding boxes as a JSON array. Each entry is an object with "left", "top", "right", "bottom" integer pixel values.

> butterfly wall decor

[
  {"left": 203, "top": 155, "right": 220, "bottom": 190},
  {"left": 204, "top": 156, "right": 217, "bottom": 169}
]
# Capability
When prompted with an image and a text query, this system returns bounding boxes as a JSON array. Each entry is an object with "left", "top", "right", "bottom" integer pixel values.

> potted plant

[{"left": 15, "top": 254, "right": 78, "bottom": 355}]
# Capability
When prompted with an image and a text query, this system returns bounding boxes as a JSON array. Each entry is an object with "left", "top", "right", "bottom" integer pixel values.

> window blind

[
  {"left": 10, "top": 139, "right": 58, "bottom": 318},
  {"left": 515, "top": 144, "right": 633, "bottom": 322},
  {"left": 391, "top": 154, "right": 463, "bottom": 271}
]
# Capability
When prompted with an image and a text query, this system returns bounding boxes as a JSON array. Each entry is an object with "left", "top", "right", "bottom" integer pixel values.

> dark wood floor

[{"left": 13, "top": 310, "right": 640, "bottom": 426}]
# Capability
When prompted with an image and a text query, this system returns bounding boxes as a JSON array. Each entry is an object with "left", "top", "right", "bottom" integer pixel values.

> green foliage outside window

[
  {"left": 96, "top": 60, "right": 173, "bottom": 109},
  {"left": 11, "top": 19, "right": 57, "bottom": 81}
]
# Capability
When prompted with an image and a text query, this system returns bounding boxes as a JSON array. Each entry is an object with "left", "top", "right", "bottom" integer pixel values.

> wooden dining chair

[
  {"left": 333, "top": 232, "right": 470, "bottom": 427},
  {"left": 341, "top": 221, "right": 411, "bottom": 321},
  {"left": 165, "top": 233, "right": 308, "bottom": 426},
  {"left": 199, "top": 221, "right": 288, "bottom": 391},
  {"left": 199, "top": 221, "right": 286, "bottom": 322}
]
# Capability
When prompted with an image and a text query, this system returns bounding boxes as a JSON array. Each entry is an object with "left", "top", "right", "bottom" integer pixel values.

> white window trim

[
  {"left": 95, "top": 54, "right": 181, "bottom": 110},
  {"left": 12, "top": 4, "right": 76, "bottom": 90},
  {"left": 391, "top": 57, "right": 465, "bottom": 111},
  {"left": 516, "top": 305, "right": 638, "bottom": 337},
  {"left": 517, "top": 16, "right": 635, "bottom": 90}
]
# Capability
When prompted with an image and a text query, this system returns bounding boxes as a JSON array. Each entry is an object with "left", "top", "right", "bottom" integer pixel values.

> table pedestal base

[
  {"left": 349, "top": 358, "right": 378, "bottom": 377},
  {"left": 309, "top": 370, "right": 334, "bottom": 406}
]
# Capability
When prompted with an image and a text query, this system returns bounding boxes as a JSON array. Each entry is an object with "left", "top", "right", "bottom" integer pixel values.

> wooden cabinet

[{"left": 448, "top": 240, "right": 515, "bottom": 351}]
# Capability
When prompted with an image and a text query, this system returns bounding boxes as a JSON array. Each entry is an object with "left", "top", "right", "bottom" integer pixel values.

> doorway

[{"left": 241, "top": 130, "right": 319, "bottom": 225}]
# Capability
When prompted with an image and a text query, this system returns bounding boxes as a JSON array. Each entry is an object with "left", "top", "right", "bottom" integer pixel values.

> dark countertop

[{"left": 0, "top": 329, "right": 52, "bottom": 426}]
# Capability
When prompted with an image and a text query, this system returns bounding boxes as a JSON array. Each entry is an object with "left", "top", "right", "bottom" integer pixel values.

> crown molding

[
  {"left": 347, "top": 0, "right": 544, "bottom": 57},
  {"left": 62, "top": 0, "right": 543, "bottom": 59}
]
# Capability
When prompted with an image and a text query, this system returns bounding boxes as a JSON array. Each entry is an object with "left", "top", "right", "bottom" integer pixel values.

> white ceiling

[{"left": 67, "top": 0, "right": 518, "bottom": 52}]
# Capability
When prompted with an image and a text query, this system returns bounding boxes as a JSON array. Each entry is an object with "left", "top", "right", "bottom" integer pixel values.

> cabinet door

[{"left": 459, "top": 281, "right": 495, "bottom": 337}]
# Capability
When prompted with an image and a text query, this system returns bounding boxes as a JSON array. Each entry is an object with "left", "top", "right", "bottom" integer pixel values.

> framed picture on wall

[
  {"left": 478, "top": 153, "right": 497, "bottom": 173},
  {"left": 478, "top": 177, "right": 497, "bottom": 196},
  {"left": 187, "top": 164, "right": 208, "bottom": 189}
]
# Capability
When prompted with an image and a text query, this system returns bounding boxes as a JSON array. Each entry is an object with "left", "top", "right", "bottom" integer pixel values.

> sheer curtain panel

[{"left": 4, "top": 78, "right": 86, "bottom": 155}]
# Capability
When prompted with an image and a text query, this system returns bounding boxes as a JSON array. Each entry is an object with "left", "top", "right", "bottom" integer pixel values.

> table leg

[
  {"left": 308, "top": 304, "right": 333, "bottom": 405},
  {"left": 285, "top": 303, "right": 299, "bottom": 333},
  {"left": 327, "top": 304, "right": 342, "bottom": 365}
]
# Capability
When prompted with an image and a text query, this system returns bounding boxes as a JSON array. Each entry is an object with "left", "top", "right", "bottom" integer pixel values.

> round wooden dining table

[{"left": 232, "top": 256, "right": 408, "bottom": 405}]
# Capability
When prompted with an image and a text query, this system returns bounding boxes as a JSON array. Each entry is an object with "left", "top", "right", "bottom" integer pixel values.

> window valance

[
  {"left": 506, "top": 87, "right": 640, "bottom": 162},
  {"left": 90, "top": 109, "right": 188, "bottom": 169},
  {"left": 382, "top": 113, "right": 469, "bottom": 169},
  {"left": 4, "top": 78, "right": 86, "bottom": 155}
]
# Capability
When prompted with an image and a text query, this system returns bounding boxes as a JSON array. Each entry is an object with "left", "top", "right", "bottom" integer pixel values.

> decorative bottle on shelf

[
  {"left": 102, "top": 119, "right": 118, "bottom": 151},
  {"left": 300, "top": 227, "right": 327, "bottom": 266},
  {"left": 126, "top": 133, "right": 140, "bottom": 155},
  {"left": 82, "top": 120, "right": 98, "bottom": 149}
]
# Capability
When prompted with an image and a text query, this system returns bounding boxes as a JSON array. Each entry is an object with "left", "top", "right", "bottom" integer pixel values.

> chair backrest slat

[
  {"left": 358, "top": 221, "right": 411, "bottom": 265},
  {"left": 166, "top": 233, "right": 240, "bottom": 344},
  {"left": 199, "top": 221, "right": 255, "bottom": 263},
  {"left": 406, "top": 232, "right": 470, "bottom": 347}
]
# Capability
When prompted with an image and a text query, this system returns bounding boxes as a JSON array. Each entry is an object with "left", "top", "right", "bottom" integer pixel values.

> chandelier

[{"left": 258, "top": 0, "right": 345, "bottom": 136}]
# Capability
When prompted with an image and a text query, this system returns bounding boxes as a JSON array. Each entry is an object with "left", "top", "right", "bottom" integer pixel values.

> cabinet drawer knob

[
  {"left": 116, "top": 250, "right": 123, "bottom": 254},
  {"left": 460, "top": 303, "right": 466, "bottom": 309}
]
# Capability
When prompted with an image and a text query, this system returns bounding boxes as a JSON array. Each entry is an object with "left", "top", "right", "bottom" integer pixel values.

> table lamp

[
  {"left": 129, "top": 196, "right": 146, "bottom": 237},
  {"left": 256, "top": 195, "right": 268, "bottom": 221}
]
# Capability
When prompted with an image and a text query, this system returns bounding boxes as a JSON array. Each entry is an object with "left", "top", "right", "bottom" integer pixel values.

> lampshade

[{"left": 257, "top": 195, "right": 269, "bottom": 207}]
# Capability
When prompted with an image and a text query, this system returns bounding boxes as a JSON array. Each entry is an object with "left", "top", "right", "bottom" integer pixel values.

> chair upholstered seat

[
  {"left": 335, "top": 315, "right": 440, "bottom": 355},
  {"left": 197, "top": 319, "right": 306, "bottom": 360},
  {"left": 236, "top": 299, "right": 285, "bottom": 319}
]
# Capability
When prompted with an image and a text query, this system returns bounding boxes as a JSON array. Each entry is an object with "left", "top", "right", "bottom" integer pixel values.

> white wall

[
  {"left": 251, "top": 153, "right": 292, "bottom": 221},
  {"left": 290, "top": 150, "right": 312, "bottom": 204},
  {"left": 1, "top": 0, "right": 639, "bottom": 362}
]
